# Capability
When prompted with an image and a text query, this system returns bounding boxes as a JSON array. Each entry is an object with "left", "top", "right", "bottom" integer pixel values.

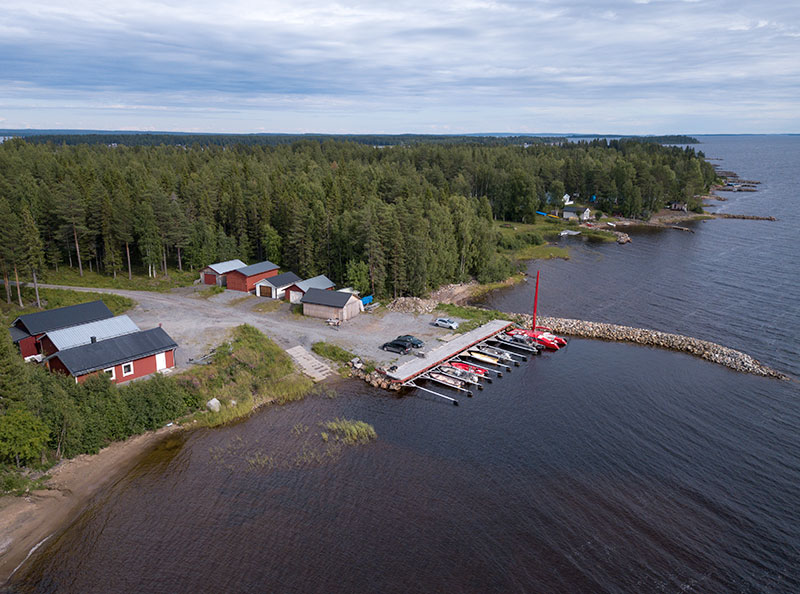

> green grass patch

[
  {"left": 197, "top": 285, "right": 225, "bottom": 298},
  {"left": 1, "top": 466, "right": 51, "bottom": 496},
  {"left": 321, "top": 418, "right": 377, "bottom": 445},
  {"left": 512, "top": 244, "right": 570, "bottom": 260},
  {"left": 41, "top": 267, "right": 198, "bottom": 292},
  {"left": 470, "top": 273, "right": 526, "bottom": 300},
  {"left": 1, "top": 286, "right": 135, "bottom": 324},
  {"left": 436, "top": 303, "right": 508, "bottom": 333},
  {"left": 252, "top": 299, "right": 283, "bottom": 313},
  {"left": 311, "top": 342, "right": 356, "bottom": 364},
  {"left": 179, "top": 325, "right": 313, "bottom": 426}
]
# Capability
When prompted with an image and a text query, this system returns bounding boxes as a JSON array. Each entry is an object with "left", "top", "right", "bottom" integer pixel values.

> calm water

[{"left": 7, "top": 136, "right": 800, "bottom": 593}]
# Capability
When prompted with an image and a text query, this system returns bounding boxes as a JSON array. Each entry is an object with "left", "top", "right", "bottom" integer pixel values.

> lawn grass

[
  {"left": 1, "top": 286, "right": 135, "bottom": 324},
  {"left": 41, "top": 267, "right": 198, "bottom": 292},
  {"left": 311, "top": 341, "right": 356, "bottom": 364},
  {"left": 436, "top": 303, "right": 509, "bottom": 333}
]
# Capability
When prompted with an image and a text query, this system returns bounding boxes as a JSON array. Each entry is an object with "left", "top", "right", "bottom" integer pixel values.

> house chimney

[{"left": 91, "top": 336, "right": 97, "bottom": 343}]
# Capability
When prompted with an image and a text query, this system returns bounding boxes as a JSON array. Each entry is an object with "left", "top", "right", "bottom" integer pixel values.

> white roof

[
  {"left": 45, "top": 315, "right": 141, "bottom": 351},
  {"left": 205, "top": 259, "right": 246, "bottom": 274}
]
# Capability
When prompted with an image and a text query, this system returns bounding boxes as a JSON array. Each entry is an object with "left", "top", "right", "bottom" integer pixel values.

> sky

[{"left": 1, "top": 0, "right": 799, "bottom": 134}]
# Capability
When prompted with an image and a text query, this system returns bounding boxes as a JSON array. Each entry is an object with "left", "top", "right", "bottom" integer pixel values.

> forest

[{"left": 0, "top": 137, "right": 716, "bottom": 301}]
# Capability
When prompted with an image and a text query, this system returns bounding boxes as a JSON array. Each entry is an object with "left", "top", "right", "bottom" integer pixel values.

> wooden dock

[{"left": 386, "top": 319, "right": 514, "bottom": 384}]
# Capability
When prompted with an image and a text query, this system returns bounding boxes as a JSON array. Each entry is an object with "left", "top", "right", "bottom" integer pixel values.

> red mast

[{"left": 532, "top": 270, "right": 540, "bottom": 330}]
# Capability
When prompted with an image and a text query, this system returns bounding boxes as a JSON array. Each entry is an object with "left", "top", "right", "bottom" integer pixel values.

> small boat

[
  {"left": 466, "top": 350, "right": 499, "bottom": 365},
  {"left": 428, "top": 372, "right": 465, "bottom": 389},
  {"left": 559, "top": 230, "right": 581, "bottom": 237},
  {"left": 495, "top": 333, "right": 542, "bottom": 354},
  {"left": 450, "top": 361, "right": 488, "bottom": 376},
  {"left": 477, "top": 345, "right": 514, "bottom": 362},
  {"left": 438, "top": 365, "right": 480, "bottom": 384}
]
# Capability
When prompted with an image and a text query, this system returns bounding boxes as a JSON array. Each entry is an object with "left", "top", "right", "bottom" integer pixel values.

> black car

[
  {"left": 395, "top": 335, "right": 424, "bottom": 348},
  {"left": 381, "top": 340, "right": 411, "bottom": 354}
]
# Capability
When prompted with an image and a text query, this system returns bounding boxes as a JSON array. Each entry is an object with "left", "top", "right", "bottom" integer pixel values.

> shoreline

[{"left": 0, "top": 424, "right": 184, "bottom": 585}]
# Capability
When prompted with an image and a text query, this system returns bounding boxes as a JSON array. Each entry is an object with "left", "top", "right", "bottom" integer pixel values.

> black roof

[
  {"left": 232, "top": 261, "right": 279, "bottom": 277},
  {"left": 50, "top": 327, "right": 178, "bottom": 376},
  {"left": 9, "top": 325, "right": 30, "bottom": 343},
  {"left": 300, "top": 288, "right": 355, "bottom": 308},
  {"left": 259, "top": 271, "right": 302, "bottom": 288},
  {"left": 12, "top": 300, "right": 114, "bottom": 336}
]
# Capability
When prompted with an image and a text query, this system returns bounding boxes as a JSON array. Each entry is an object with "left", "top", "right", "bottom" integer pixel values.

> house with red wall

[
  {"left": 225, "top": 261, "right": 279, "bottom": 292},
  {"left": 46, "top": 327, "right": 178, "bottom": 384},
  {"left": 284, "top": 275, "right": 335, "bottom": 303},
  {"left": 9, "top": 300, "right": 114, "bottom": 360}
]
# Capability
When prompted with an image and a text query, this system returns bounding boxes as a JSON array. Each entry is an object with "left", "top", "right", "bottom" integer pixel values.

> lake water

[{"left": 7, "top": 136, "right": 799, "bottom": 593}]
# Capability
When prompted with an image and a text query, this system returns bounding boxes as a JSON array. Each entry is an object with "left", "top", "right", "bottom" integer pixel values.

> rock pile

[
  {"left": 615, "top": 232, "right": 632, "bottom": 244},
  {"left": 348, "top": 361, "right": 403, "bottom": 391},
  {"left": 514, "top": 314, "right": 789, "bottom": 380},
  {"left": 386, "top": 297, "right": 438, "bottom": 314}
]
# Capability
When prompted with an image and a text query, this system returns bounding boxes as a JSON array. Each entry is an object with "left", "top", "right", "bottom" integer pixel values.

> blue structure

[{"left": 361, "top": 295, "right": 374, "bottom": 306}]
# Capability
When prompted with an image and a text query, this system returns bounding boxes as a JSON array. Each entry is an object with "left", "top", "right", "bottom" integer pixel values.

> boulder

[{"left": 206, "top": 398, "right": 221, "bottom": 413}]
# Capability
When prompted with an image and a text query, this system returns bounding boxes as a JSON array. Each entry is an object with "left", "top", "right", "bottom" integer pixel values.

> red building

[
  {"left": 46, "top": 327, "right": 178, "bottom": 384},
  {"left": 225, "top": 261, "right": 279, "bottom": 293},
  {"left": 9, "top": 300, "right": 114, "bottom": 359},
  {"left": 284, "top": 274, "right": 335, "bottom": 303},
  {"left": 199, "top": 259, "right": 247, "bottom": 286}
]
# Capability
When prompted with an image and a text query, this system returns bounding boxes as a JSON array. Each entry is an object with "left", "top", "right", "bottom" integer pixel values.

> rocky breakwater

[
  {"left": 515, "top": 314, "right": 790, "bottom": 380},
  {"left": 347, "top": 358, "right": 403, "bottom": 391}
]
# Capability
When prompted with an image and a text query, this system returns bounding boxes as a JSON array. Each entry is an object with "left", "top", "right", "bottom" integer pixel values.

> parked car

[
  {"left": 381, "top": 340, "right": 411, "bottom": 354},
  {"left": 395, "top": 335, "right": 424, "bottom": 348},
  {"left": 433, "top": 317, "right": 459, "bottom": 330}
]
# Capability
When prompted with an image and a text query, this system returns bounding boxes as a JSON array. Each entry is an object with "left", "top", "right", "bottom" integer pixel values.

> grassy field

[
  {"left": 1, "top": 286, "right": 135, "bottom": 324},
  {"left": 494, "top": 217, "right": 615, "bottom": 262},
  {"left": 179, "top": 325, "right": 313, "bottom": 427},
  {"left": 436, "top": 303, "right": 510, "bottom": 333},
  {"left": 40, "top": 267, "right": 198, "bottom": 292},
  {"left": 311, "top": 341, "right": 356, "bottom": 364}
]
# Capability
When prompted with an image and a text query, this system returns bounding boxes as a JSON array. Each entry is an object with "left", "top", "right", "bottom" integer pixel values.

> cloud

[{"left": 0, "top": 0, "right": 798, "bottom": 132}]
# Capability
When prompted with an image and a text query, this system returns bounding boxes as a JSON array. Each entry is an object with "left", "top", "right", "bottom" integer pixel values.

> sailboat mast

[{"left": 532, "top": 270, "right": 540, "bottom": 330}]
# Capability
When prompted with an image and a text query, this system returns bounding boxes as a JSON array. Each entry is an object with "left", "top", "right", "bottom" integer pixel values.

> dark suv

[
  {"left": 395, "top": 335, "right": 424, "bottom": 348},
  {"left": 381, "top": 340, "right": 411, "bottom": 354}
]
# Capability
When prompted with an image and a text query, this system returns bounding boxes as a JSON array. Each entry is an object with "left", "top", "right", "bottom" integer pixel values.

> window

[
  {"left": 122, "top": 362, "right": 134, "bottom": 377},
  {"left": 104, "top": 367, "right": 116, "bottom": 380}
]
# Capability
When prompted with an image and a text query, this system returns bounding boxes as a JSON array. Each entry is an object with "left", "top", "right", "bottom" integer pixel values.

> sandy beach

[{"left": 0, "top": 424, "right": 184, "bottom": 585}]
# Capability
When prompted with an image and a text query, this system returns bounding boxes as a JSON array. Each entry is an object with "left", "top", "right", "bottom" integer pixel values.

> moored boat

[
  {"left": 438, "top": 365, "right": 480, "bottom": 384},
  {"left": 466, "top": 350, "right": 499, "bottom": 365},
  {"left": 477, "top": 345, "right": 514, "bottom": 362},
  {"left": 428, "top": 372, "right": 466, "bottom": 389},
  {"left": 450, "top": 361, "right": 488, "bottom": 376},
  {"left": 507, "top": 327, "right": 566, "bottom": 350}
]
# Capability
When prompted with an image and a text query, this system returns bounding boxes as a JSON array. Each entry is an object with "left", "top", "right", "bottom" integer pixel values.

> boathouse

[
  {"left": 9, "top": 300, "right": 114, "bottom": 360},
  {"left": 226, "top": 261, "right": 279, "bottom": 293},
  {"left": 300, "top": 288, "right": 361, "bottom": 321},
  {"left": 46, "top": 327, "right": 178, "bottom": 384},
  {"left": 254, "top": 271, "right": 302, "bottom": 299},
  {"left": 200, "top": 259, "right": 247, "bottom": 287},
  {"left": 285, "top": 274, "right": 335, "bottom": 303}
]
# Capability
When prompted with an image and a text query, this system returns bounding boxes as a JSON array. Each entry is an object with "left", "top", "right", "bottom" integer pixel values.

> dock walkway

[{"left": 386, "top": 319, "right": 513, "bottom": 383}]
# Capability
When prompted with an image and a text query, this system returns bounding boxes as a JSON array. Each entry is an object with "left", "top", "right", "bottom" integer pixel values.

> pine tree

[{"left": 19, "top": 205, "right": 45, "bottom": 308}]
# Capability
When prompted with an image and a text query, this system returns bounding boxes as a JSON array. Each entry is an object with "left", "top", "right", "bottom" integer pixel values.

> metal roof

[
  {"left": 230, "top": 260, "right": 279, "bottom": 277},
  {"left": 205, "top": 259, "right": 246, "bottom": 274},
  {"left": 300, "top": 288, "right": 355, "bottom": 308},
  {"left": 51, "top": 327, "right": 178, "bottom": 377},
  {"left": 45, "top": 315, "right": 140, "bottom": 351},
  {"left": 9, "top": 325, "right": 30, "bottom": 343},
  {"left": 12, "top": 300, "right": 114, "bottom": 335},
  {"left": 255, "top": 271, "right": 302, "bottom": 288},
  {"left": 294, "top": 274, "right": 335, "bottom": 293}
]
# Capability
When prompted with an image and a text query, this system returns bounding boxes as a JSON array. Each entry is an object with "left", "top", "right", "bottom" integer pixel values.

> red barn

[
  {"left": 199, "top": 259, "right": 247, "bottom": 286},
  {"left": 9, "top": 300, "right": 114, "bottom": 360},
  {"left": 225, "top": 261, "right": 279, "bottom": 293},
  {"left": 46, "top": 327, "right": 178, "bottom": 384}
]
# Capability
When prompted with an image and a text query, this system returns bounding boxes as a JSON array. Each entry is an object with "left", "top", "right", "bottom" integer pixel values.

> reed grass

[{"left": 321, "top": 418, "right": 377, "bottom": 444}]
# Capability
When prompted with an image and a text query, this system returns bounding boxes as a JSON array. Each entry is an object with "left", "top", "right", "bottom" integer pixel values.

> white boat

[
  {"left": 428, "top": 372, "right": 465, "bottom": 389},
  {"left": 477, "top": 346, "right": 514, "bottom": 362},
  {"left": 559, "top": 230, "right": 581, "bottom": 236},
  {"left": 466, "top": 350, "right": 499, "bottom": 365}
]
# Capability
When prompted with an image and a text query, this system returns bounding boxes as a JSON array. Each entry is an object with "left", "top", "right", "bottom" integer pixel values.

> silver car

[{"left": 433, "top": 317, "right": 459, "bottom": 330}]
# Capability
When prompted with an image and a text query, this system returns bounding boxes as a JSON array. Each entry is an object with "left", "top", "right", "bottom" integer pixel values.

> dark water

[
  {"left": 8, "top": 136, "right": 800, "bottom": 593},
  {"left": 479, "top": 135, "right": 800, "bottom": 378}
]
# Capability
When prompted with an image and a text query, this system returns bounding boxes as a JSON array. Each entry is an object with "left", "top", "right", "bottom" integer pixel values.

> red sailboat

[{"left": 508, "top": 270, "right": 568, "bottom": 350}]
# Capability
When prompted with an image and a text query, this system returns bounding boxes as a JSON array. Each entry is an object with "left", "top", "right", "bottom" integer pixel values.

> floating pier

[{"left": 387, "top": 319, "right": 514, "bottom": 385}]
